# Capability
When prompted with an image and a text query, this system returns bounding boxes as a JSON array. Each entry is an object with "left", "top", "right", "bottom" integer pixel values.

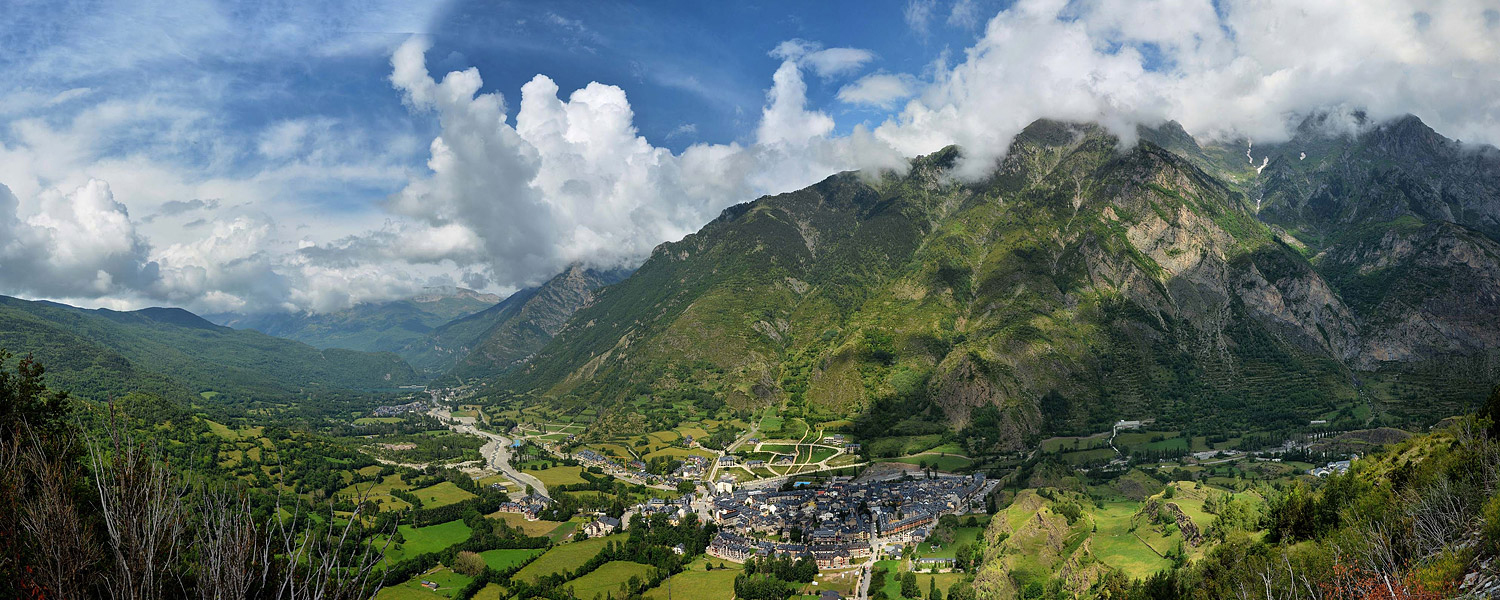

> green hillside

[
  {"left": 0, "top": 295, "right": 418, "bottom": 407},
  {"left": 409, "top": 264, "right": 630, "bottom": 383},
  {"left": 212, "top": 287, "right": 499, "bottom": 358},
  {"left": 493, "top": 117, "right": 1500, "bottom": 455}
]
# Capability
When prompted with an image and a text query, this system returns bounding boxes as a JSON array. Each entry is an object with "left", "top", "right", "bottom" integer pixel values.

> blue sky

[{"left": 2, "top": 0, "right": 1497, "bottom": 314}]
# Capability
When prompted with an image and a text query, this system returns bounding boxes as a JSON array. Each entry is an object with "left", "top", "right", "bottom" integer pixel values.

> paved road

[
  {"left": 470, "top": 426, "right": 550, "bottom": 498},
  {"left": 431, "top": 408, "right": 550, "bottom": 498}
]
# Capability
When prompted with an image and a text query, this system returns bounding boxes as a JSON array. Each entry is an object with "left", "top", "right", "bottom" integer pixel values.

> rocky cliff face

[
  {"left": 495, "top": 115, "right": 1500, "bottom": 448},
  {"left": 1318, "top": 222, "right": 1500, "bottom": 368},
  {"left": 440, "top": 264, "right": 631, "bottom": 383}
]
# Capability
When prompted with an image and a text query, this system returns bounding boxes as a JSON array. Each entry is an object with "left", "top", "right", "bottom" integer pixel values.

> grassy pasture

[
  {"left": 563, "top": 561, "right": 655, "bottom": 599},
  {"left": 532, "top": 466, "right": 587, "bottom": 487},
  {"left": 643, "top": 556, "right": 740, "bottom": 599},
  {"left": 411, "top": 481, "right": 476, "bottom": 509},
  {"left": 513, "top": 534, "right": 626, "bottom": 583},
  {"left": 377, "top": 520, "right": 472, "bottom": 566},
  {"left": 339, "top": 474, "right": 413, "bottom": 511},
  {"left": 375, "top": 566, "right": 472, "bottom": 599}
]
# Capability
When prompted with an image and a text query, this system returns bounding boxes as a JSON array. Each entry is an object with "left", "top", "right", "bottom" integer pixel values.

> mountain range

[
  {"left": 487, "top": 114, "right": 1500, "bottom": 450},
  {"left": 0, "top": 295, "right": 417, "bottom": 407},
  {"left": 209, "top": 270, "right": 630, "bottom": 382},
  {"left": 208, "top": 286, "right": 499, "bottom": 357},
  {"left": 6, "top": 113, "right": 1496, "bottom": 448}
]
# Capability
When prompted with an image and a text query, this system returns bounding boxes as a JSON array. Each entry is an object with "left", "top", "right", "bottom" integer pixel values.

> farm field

[
  {"left": 512, "top": 534, "right": 626, "bottom": 583},
  {"left": 643, "top": 557, "right": 741, "bottom": 599},
  {"left": 1087, "top": 501, "right": 1171, "bottom": 578},
  {"left": 374, "top": 566, "right": 472, "bottom": 599},
  {"left": 562, "top": 561, "right": 656, "bottom": 599},
  {"left": 486, "top": 511, "right": 564, "bottom": 537},
  {"left": 531, "top": 465, "right": 587, "bottom": 487},
  {"left": 339, "top": 474, "right": 414, "bottom": 511},
  {"left": 411, "top": 481, "right": 476, "bottom": 509},
  {"left": 377, "top": 519, "right": 472, "bottom": 566},
  {"left": 916, "top": 525, "right": 986, "bottom": 559},
  {"left": 886, "top": 454, "right": 972, "bottom": 472}
]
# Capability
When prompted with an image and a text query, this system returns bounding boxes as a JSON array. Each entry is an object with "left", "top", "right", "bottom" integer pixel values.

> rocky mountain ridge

[{"left": 487, "top": 114, "right": 1500, "bottom": 450}]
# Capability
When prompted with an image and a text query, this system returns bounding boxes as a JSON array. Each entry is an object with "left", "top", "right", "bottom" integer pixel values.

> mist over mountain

[
  {"left": 208, "top": 286, "right": 499, "bottom": 356},
  {"left": 6, "top": 3, "right": 1500, "bottom": 598},
  {"left": 486, "top": 114, "right": 1500, "bottom": 450}
]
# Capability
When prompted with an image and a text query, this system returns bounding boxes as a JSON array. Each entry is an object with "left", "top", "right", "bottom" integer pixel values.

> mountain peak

[
  {"left": 412, "top": 286, "right": 502, "bottom": 304},
  {"left": 125, "top": 306, "right": 222, "bottom": 330}
]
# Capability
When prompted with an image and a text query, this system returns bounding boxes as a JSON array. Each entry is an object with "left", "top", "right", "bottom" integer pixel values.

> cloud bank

[
  {"left": 2, "top": 0, "right": 1499, "bottom": 315},
  {"left": 873, "top": 0, "right": 1500, "bottom": 178},
  {"left": 377, "top": 36, "right": 904, "bottom": 290}
]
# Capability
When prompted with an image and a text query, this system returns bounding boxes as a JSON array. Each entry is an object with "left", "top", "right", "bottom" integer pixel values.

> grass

[
  {"left": 887, "top": 454, "right": 973, "bottom": 472},
  {"left": 339, "top": 474, "right": 413, "bottom": 511},
  {"left": 486, "top": 511, "right": 564, "bottom": 537},
  {"left": 471, "top": 584, "right": 505, "bottom": 600},
  {"left": 532, "top": 466, "right": 588, "bottom": 487},
  {"left": 917, "top": 526, "right": 984, "bottom": 559},
  {"left": 589, "top": 443, "right": 637, "bottom": 459},
  {"left": 675, "top": 425, "right": 711, "bottom": 440},
  {"left": 374, "top": 566, "right": 472, "bottom": 599},
  {"left": 377, "top": 520, "right": 473, "bottom": 566},
  {"left": 513, "top": 534, "right": 626, "bottom": 583},
  {"left": 1088, "top": 501, "right": 1171, "bottom": 578},
  {"left": 759, "top": 415, "right": 785, "bottom": 433},
  {"left": 478, "top": 548, "right": 544, "bottom": 571},
  {"left": 356, "top": 417, "right": 405, "bottom": 425},
  {"left": 644, "top": 556, "right": 742, "bottom": 599},
  {"left": 562, "top": 561, "right": 656, "bottom": 599},
  {"left": 411, "top": 482, "right": 477, "bottom": 509},
  {"left": 644, "top": 446, "right": 716, "bottom": 461}
]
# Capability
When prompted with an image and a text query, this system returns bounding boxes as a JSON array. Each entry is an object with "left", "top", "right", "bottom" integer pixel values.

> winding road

[{"left": 431, "top": 407, "right": 550, "bottom": 498}]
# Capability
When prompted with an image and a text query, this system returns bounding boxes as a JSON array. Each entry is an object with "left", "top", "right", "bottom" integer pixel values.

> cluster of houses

[
  {"left": 492, "top": 493, "right": 554, "bottom": 520},
  {"left": 704, "top": 473, "right": 989, "bottom": 569},
  {"left": 369, "top": 399, "right": 430, "bottom": 418},
  {"left": 1309, "top": 457, "right": 1355, "bottom": 477},
  {"left": 571, "top": 447, "right": 709, "bottom": 489},
  {"left": 707, "top": 530, "right": 872, "bottom": 569}
]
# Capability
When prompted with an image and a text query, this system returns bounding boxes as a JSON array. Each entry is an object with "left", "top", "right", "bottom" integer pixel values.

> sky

[{"left": 2, "top": 0, "right": 1498, "bottom": 315}]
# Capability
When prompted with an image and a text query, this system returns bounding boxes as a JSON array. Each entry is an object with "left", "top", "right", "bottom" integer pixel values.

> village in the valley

[{"left": 486, "top": 413, "right": 998, "bottom": 574}]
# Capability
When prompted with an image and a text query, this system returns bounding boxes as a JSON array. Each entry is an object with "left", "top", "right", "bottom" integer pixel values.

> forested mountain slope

[
  {"left": 211, "top": 287, "right": 498, "bottom": 357},
  {"left": 412, "top": 264, "right": 630, "bottom": 383},
  {"left": 0, "top": 295, "right": 417, "bottom": 407},
  {"left": 495, "top": 116, "right": 1500, "bottom": 450}
]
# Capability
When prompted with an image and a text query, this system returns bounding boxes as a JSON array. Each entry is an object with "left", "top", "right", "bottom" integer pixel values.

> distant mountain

[
  {"left": 0, "top": 295, "right": 418, "bottom": 406},
  {"left": 210, "top": 287, "right": 500, "bottom": 356},
  {"left": 405, "top": 264, "right": 631, "bottom": 381},
  {"left": 494, "top": 116, "right": 1500, "bottom": 449}
]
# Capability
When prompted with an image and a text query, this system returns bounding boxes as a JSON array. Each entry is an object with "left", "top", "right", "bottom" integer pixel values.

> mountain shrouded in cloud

[
  {"left": 0, "top": 0, "right": 1497, "bottom": 314},
  {"left": 381, "top": 36, "right": 904, "bottom": 291}
]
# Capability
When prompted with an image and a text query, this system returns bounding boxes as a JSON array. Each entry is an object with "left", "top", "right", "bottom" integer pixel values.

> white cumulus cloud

[
  {"left": 838, "top": 73, "right": 920, "bottom": 109},
  {"left": 381, "top": 36, "right": 906, "bottom": 290}
]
